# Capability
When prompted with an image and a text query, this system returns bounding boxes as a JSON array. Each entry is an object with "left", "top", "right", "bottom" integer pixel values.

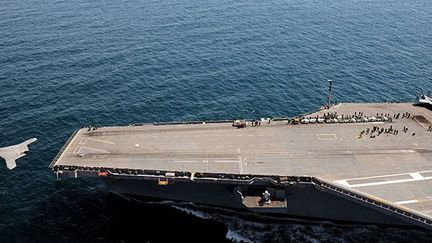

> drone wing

[{"left": 0, "top": 138, "right": 37, "bottom": 170}]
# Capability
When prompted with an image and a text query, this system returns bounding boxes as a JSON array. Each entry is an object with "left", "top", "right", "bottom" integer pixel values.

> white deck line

[
  {"left": 213, "top": 160, "right": 238, "bottom": 163},
  {"left": 86, "top": 137, "right": 115, "bottom": 145},
  {"left": 349, "top": 176, "right": 432, "bottom": 188},
  {"left": 77, "top": 146, "right": 110, "bottom": 154},
  {"left": 333, "top": 180, "right": 350, "bottom": 187},
  {"left": 73, "top": 146, "right": 81, "bottom": 154},
  {"left": 317, "top": 134, "right": 337, "bottom": 140},
  {"left": 339, "top": 170, "right": 432, "bottom": 181},
  {"left": 237, "top": 148, "right": 243, "bottom": 174},
  {"left": 395, "top": 199, "right": 419, "bottom": 205},
  {"left": 409, "top": 172, "right": 424, "bottom": 180},
  {"left": 174, "top": 160, "right": 197, "bottom": 163},
  {"left": 335, "top": 170, "right": 432, "bottom": 188}
]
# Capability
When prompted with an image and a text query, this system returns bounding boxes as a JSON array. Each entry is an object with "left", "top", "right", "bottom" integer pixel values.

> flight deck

[{"left": 51, "top": 103, "right": 432, "bottom": 228}]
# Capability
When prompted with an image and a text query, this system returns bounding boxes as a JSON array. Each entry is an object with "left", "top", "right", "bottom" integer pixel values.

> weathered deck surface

[{"left": 52, "top": 103, "right": 432, "bottom": 218}]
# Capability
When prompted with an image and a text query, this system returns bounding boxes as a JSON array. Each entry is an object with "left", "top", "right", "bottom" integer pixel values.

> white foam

[
  {"left": 170, "top": 204, "right": 211, "bottom": 219},
  {"left": 226, "top": 228, "right": 253, "bottom": 243}
]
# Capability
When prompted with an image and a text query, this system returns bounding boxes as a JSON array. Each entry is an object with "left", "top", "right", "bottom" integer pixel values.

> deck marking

[
  {"left": 409, "top": 172, "right": 424, "bottom": 180},
  {"left": 73, "top": 146, "right": 81, "bottom": 154},
  {"left": 87, "top": 137, "right": 115, "bottom": 145},
  {"left": 334, "top": 180, "right": 350, "bottom": 187},
  {"left": 174, "top": 160, "right": 197, "bottom": 163},
  {"left": 79, "top": 138, "right": 87, "bottom": 145},
  {"left": 339, "top": 170, "right": 432, "bottom": 181},
  {"left": 335, "top": 170, "right": 432, "bottom": 188},
  {"left": 77, "top": 146, "right": 110, "bottom": 154},
  {"left": 395, "top": 199, "right": 419, "bottom": 205},
  {"left": 237, "top": 148, "right": 244, "bottom": 174},
  {"left": 213, "top": 160, "right": 238, "bottom": 163},
  {"left": 348, "top": 176, "right": 432, "bottom": 188},
  {"left": 317, "top": 134, "right": 337, "bottom": 140}
]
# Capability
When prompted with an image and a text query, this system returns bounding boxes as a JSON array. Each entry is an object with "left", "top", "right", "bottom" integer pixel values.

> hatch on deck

[{"left": 413, "top": 115, "right": 431, "bottom": 127}]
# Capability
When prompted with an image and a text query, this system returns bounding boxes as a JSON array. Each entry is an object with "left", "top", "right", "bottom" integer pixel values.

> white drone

[{"left": 0, "top": 138, "right": 37, "bottom": 170}]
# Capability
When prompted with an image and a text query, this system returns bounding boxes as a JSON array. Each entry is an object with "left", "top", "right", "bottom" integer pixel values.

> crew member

[{"left": 260, "top": 190, "right": 271, "bottom": 204}]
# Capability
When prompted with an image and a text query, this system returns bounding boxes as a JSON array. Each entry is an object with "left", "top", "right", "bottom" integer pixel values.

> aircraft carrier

[{"left": 50, "top": 103, "right": 432, "bottom": 230}]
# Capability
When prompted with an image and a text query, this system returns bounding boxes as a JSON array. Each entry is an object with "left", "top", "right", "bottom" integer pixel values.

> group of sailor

[
  {"left": 251, "top": 119, "right": 271, "bottom": 127},
  {"left": 393, "top": 112, "right": 411, "bottom": 119},
  {"left": 85, "top": 125, "right": 100, "bottom": 131},
  {"left": 251, "top": 120, "right": 261, "bottom": 127},
  {"left": 297, "top": 110, "right": 418, "bottom": 125},
  {"left": 359, "top": 125, "right": 414, "bottom": 138},
  {"left": 298, "top": 112, "right": 393, "bottom": 124}
]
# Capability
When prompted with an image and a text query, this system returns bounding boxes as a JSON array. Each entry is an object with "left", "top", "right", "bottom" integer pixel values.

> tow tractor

[{"left": 232, "top": 119, "right": 247, "bottom": 128}]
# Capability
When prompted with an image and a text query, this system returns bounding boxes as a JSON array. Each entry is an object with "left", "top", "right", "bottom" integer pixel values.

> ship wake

[{"left": 144, "top": 199, "right": 431, "bottom": 242}]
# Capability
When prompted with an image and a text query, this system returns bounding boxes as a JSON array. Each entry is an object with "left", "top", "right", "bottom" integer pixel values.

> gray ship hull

[{"left": 106, "top": 177, "right": 416, "bottom": 227}]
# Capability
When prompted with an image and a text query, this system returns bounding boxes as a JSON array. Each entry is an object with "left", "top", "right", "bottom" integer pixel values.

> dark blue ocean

[{"left": 1, "top": 0, "right": 432, "bottom": 241}]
